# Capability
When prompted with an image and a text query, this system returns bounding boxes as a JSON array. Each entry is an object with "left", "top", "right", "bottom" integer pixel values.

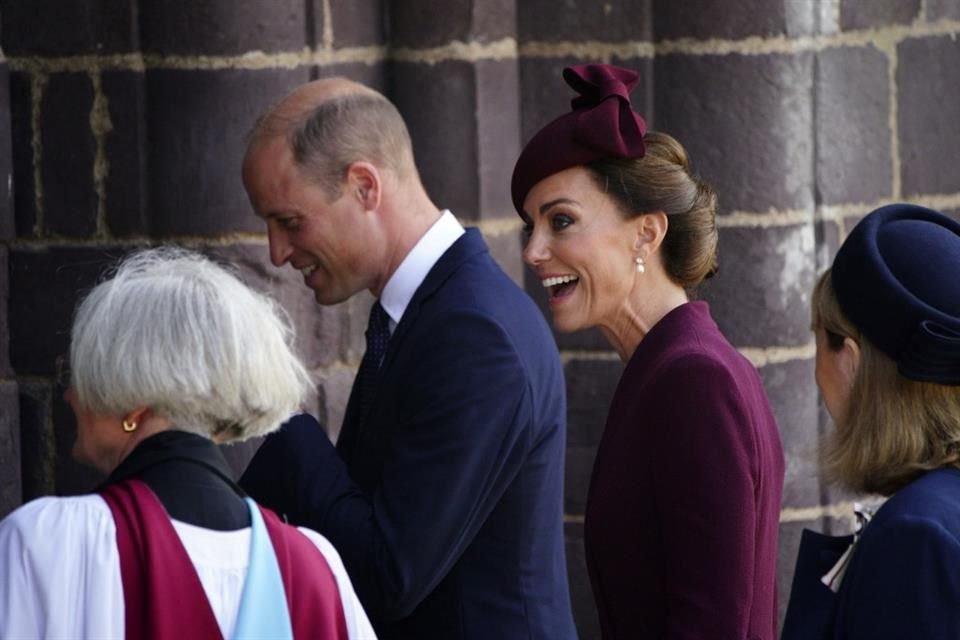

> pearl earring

[{"left": 635, "top": 256, "right": 645, "bottom": 274}]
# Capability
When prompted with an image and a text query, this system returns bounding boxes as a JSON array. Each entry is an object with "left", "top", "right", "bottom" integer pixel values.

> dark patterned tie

[{"left": 353, "top": 300, "right": 391, "bottom": 422}]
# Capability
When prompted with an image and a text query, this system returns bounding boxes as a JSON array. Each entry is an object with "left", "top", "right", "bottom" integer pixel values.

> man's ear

[{"left": 346, "top": 161, "right": 382, "bottom": 210}]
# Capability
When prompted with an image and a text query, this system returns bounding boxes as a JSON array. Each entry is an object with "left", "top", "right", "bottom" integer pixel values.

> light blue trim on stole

[{"left": 232, "top": 498, "right": 294, "bottom": 640}]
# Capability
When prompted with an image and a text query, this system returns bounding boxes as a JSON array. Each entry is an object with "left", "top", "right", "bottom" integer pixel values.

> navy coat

[{"left": 241, "top": 230, "right": 577, "bottom": 640}]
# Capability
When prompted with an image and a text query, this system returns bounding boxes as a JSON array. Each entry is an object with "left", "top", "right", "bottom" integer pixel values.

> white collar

[{"left": 380, "top": 210, "right": 464, "bottom": 331}]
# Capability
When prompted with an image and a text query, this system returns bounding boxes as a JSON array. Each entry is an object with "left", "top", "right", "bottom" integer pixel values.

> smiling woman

[{"left": 512, "top": 63, "right": 785, "bottom": 640}]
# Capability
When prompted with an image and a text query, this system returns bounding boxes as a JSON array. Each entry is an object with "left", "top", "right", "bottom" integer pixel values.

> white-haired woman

[{"left": 0, "top": 248, "right": 376, "bottom": 640}]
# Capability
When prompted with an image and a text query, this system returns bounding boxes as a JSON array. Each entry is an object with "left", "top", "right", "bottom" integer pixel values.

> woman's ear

[
  {"left": 840, "top": 336, "right": 861, "bottom": 384},
  {"left": 633, "top": 211, "right": 669, "bottom": 255}
]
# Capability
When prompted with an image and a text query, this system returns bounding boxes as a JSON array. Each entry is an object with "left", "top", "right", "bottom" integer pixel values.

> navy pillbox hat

[
  {"left": 832, "top": 203, "right": 960, "bottom": 385},
  {"left": 511, "top": 63, "right": 647, "bottom": 215}
]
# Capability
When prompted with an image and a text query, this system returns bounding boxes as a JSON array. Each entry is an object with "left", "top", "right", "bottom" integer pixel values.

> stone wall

[{"left": 3, "top": 2, "right": 960, "bottom": 637}]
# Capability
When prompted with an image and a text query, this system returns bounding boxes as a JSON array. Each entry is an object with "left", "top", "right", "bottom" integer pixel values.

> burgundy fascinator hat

[{"left": 511, "top": 63, "right": 648, "bottom": 214}]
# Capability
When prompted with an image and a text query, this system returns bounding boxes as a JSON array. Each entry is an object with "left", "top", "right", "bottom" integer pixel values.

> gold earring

[{"left": 122, "top": 420, "right": 137, "bottom": 433}]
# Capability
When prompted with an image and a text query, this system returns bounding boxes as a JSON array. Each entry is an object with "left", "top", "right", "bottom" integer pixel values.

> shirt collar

[{"left": 380, "top": 210, "right": 464, "bottom": 331}]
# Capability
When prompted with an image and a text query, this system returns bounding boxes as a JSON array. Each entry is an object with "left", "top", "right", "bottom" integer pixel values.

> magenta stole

[{"left": 100, "top": 479, "right": 348, "bottom": 640}]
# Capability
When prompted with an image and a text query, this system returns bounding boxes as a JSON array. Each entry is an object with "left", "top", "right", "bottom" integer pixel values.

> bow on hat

[
  {"left": 565, "top": 64, "right": 647, "bottom": 159},
  {"left": 511, "top": 63, "right": 648, "bottom": 214}
]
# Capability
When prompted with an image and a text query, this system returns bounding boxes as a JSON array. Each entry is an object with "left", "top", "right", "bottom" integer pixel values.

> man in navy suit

[{"left": 239, "top": 77, "right": 577, "bottom": 639}]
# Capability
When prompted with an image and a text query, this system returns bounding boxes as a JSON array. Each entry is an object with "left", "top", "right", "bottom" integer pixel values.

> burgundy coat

[{"left": 585, "top": 302, "right": 785, "bottom": 639}]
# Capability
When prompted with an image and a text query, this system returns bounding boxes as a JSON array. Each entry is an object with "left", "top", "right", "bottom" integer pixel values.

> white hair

[{"left": 69, "top": 247, "right": 312, "bottom": 442}]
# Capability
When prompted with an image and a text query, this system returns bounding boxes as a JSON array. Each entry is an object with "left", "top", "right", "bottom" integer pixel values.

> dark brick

[
  {"left": 1, "top": 1, "right": 136, "bottom": 55},
  {"left": 0, "top": 381, "right": 21, "bottom": 518},
  {"left": 702, "top": 224, "right": 817, "bottom": 347},
  {"left": 654, "top": 52, "right": 815, "bottom": 213},
  {"left": 653, "top": 0, "right": 816, "bottom": 39},
  {"left": 330, "top": 0, "right": 386, "bottom": 48},
  {"left": 143, "top": 68, "right": 309, "bottom": 236},
  {"left": 0, "top": 246, "right": 10, "bottom": 375},
  {"left": 814, "top": 218, "right": 841, "bottom": 273},
  {"left": 52, "top": 384, "right": 105, "bottom": 495},
  {"left": 565, "top": 443, "right": 597, "bottom": 514},
  {"left": 475, "top": 59, "right": 522, "bottom": 221},
  {"left": 520, "top": 56, "right": 654, "bottom": 146},
  {"left": 18, "top": 381, "right": 56, "bottom": 501},
  {"left": 565, "top": 521, "right": 601, "bottom": 640},
  {"left": 41, "top": 73, "right": 98, "bottom": 237},
  {"left": 10, "top": 72, "right": 36, "bottom": 238},
  {"left": 481, "top": 227, "right": 525, "bottom": 287},
  {"left": 101, "top": 71, "right": 149, "bottom": 236},
  {"left": 759, "top": 358, "right": 821, "bottom": 509},
  {"left": 390, "top": 0, "right": 514, "bottom": 48},
  {"left": 140, "top": 0, "right": 307, "bottom": 55},
  {"left": 318, "top": 61, "right": 389, "bottom": 93},
  {"left": 839, "top": 0, "right": 921, "bottom": 30},
  {"left": 927, "top": 0, "right": 960, "bottom": 20},
  {"left": 565, "top": 358, "right": 622, "bottom": 447},
  {"left": 9, "top": 247, "right": 127, "bottom": 374},
  {"left": 519, "top": 0, "right": 651, "bottom": 42},
  {"left": 0, "top": 64, "right": 14, "bottom": 240},
  {"left": 815, "top": 47, "right": 892, "bottom": 205},
  {"left": 391, "top": 60, "right": 479, "bottom": 219},
  {"left": 898, "top": 35, "right": 960, "bottom": 196}
]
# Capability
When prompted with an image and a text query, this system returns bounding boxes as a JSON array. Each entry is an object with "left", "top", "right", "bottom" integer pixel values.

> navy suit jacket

[{"left": 241, "top": 229, "right": 577, "bottom": 640}]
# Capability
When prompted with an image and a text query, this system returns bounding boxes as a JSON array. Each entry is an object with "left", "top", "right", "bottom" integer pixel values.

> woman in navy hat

[
  {"left": 512, "top": 64, "right": 785, "bottom": 640},
  {"left": 783, "top": 203, "right": 960, "bottom": 639}
]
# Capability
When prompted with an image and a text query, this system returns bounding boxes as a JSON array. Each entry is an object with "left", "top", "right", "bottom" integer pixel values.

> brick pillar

[{"left": 0, "top": 15, "right": 22, "bottom": 517}]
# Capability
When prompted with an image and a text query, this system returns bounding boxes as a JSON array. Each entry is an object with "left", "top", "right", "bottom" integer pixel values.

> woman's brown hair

[
  {"left": 587, "top": 130, "right": 718, "bottom": 293},
  {"left": 813, "top": 269, "right": 960, "bottom": 495}
]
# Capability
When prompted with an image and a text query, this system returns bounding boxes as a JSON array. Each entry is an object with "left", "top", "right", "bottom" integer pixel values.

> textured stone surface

[
  {"left": 52, "top": 384, "right": 105, "bottom": 495},
  {"left": 839, "top": 0, "right": 921, "bottom": 30},
  {"left": 0, "top": 64, "right": 14, "bottom": 240},
  {"left": 0, "top": 381, "right": 21, "bottom": 517},
  {"left": 565, "top": 444, "right": 597, "bottom": 515},
  {"left": 390, "top": 0, "right": 514, "bottom": 48},
  {"left": 565, "top": 358, "right": 622, "bottom": 447},
  {"left": 140, "top": 0, "right": 306, "bottom": 55},
  {"left": 9, "top": 247, "right": 123, "bottom": 374},
  {"left": 9, "top": 72, "right": 36, "bottom": 237},
  {"left": 702, "top": 224, "right": 817, "bottom": 348},
  {"left": 655, "top": 52, "right": 815, "bottom": 213},
  {"left": 17, "top": 381, "right": 56, "bottom": 501},
  {"left": 330, "top": 0, "right": 386, "bottom": 48},
  {"left": 475, "top": 59, "right": 522, "bottom": 221},
  {"left": 898, "top": 35, "right": 960, "bottom": 197},
  {"left": 518, "top": 0, "right": 651, "bottom": 42},
  {"left": 815, "top": 47, "right": 892, "bottom": 205},
  {"left": 481, "top": 228, "right": 525, "bottom": 287},
  {"left": 927, "top": 0, "right": 960, "bottom": 20},
  {"left": 653, "top": 0, "right": 816, "bottom": 39},
  {"left": 1, "top": 1, "right": 136, "bottom": 55},
  {"left": 101, "top": 71, "right": 149, "bottom": 236},
  {"left": 0, "top": 246, "right": 9, "bottom": 376},
  {"left": 565, "top": 522, "right": 601, "bottom": 640},
  {"left": 136, "top": 68, "right": 308, "bottom": 236},
  {"left": 759, "top": 358, "right": 820, "bottom": 508},
  {"left": 41, "top": 73, "right": 98, "bottom": 237}
]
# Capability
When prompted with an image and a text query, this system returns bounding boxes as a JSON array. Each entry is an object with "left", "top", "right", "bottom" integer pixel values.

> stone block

[
  {"left": 814, "top": 218, "right": 841, "bottom": 273},
  {"left": 139, "top": 68, "right": 309, "bottom": 236},
  {"left": 1, "top": 1, "right": 136, "bottom": 55},
  {"left": 564, "top": 521, "right": 601, "bottom": 640},
  {"left": 140, "top": 0, "right": 306, "bottom": 55},
  {"left": 41, "top": 73, "right": 98, "bottom": 237},
  {"left": 101, "top": 71, "right": 149, "bottom": 236},
  {"left": 839, "top": 0, "right": 921, "bottom": 30},
  {"left": 10, "top": 72, "right": 36, "bottom": 238},
  {"left": 390, "top": 0, "right": 513, "bottom": 48},
  {"left": 815, "top": 47, "right": 892, "bottom": 205},
  {"left": 897, "top": 35, "right": 960, "bottom": 197},
  {"left": 391, "top": 60, "right": 480, "bottom": 219},
  {"left": 565, "top": 358, "right": 623, "bottom": 447},
  {"left": 52, "top": 384, "right": 104, "bottom": 495},
  {"left": 475, "top": 59, "right": 521, "bottom": 222},
  {"left": 318, "top": 61, "right": 390, "bottom": 93},
  {"left": 653, "top": 0, "right": 816, "bottom": 39},
  {"left": 9, "top": 247, "right": 123, "bottom": 374},
  {"left": 481, "top": 227, "right": 525, "bottom": 287},
  {"left": 330, "top": 0, "right": 386, "bottom": 48},
  {"left": 927, "top": 0, "right": 960, "bottom": 20},
  {"left": 17, "top": 381, "right": 55, "bottom": 501},
  {"left": 701, "top": 224, "right": 817, "bottom": 348},
  {"left": 565, "top": 443, "right": 598, "bottom": 515},
  {"left": 759, "top": 358, "right": 821, "bottom": 509},
  {"left": 0, "top": 64, "right": 14, "bottom": 240},
  {"left": 654, "top": 52, "right": 815, "bottom": 213},
  {"left": 0, "top": 381, "right": 21, "bottom": 518},
  {"left": 518, "top": 0, "right": 651, "bottom": 42},
  {"left": 0, "top": 246, "right": 10, "bottom": 376}
]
